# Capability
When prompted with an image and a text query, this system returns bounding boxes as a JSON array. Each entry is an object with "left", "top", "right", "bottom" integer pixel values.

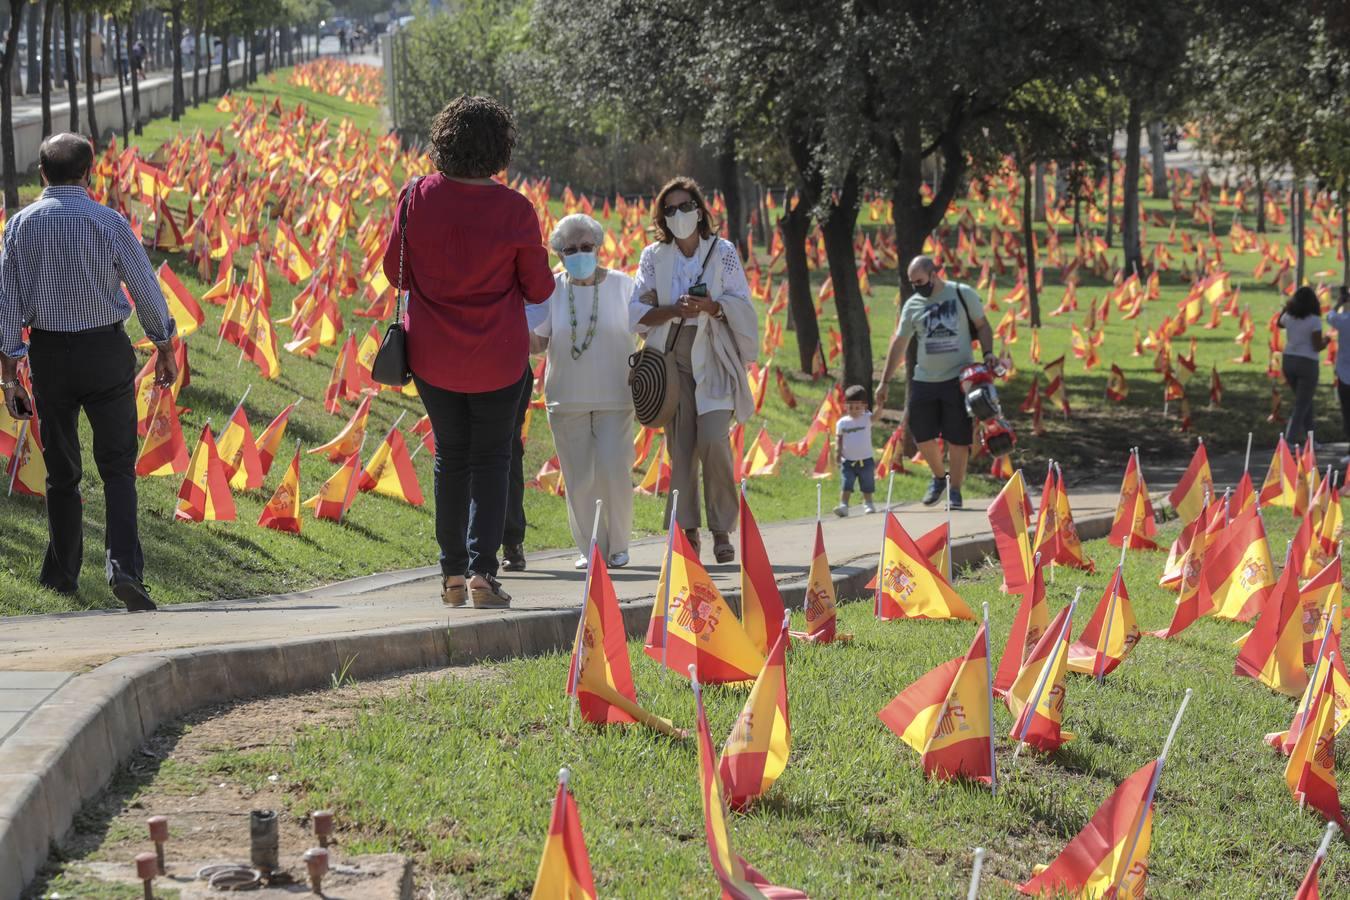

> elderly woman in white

[
  {"left": 629, "top": 176, "right": 757, "bottom": 564},
  {"left": 528, "top": 214, "right": 636, "bottom": 569}
]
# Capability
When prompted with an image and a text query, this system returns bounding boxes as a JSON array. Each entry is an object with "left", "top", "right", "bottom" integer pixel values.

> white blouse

[{"left": 529, "top": 270, "right": 636, "bottom": 413}]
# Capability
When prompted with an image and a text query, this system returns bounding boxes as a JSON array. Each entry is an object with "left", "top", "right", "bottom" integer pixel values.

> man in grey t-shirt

[{"left": 876, "top": 256, "right": 995, "bottom": 509}]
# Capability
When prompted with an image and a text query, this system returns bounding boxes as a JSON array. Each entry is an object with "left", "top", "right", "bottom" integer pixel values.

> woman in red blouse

[{"left": 382, "top": 95, "right": 554, "bottom": 609}]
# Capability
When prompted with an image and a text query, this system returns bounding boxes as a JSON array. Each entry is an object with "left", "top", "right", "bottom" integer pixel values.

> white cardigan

[{"left": 627, "top": 237, "right": 759, "bottom": 421}]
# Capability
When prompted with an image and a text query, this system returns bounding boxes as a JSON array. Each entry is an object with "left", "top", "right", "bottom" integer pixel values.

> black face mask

[{"left": 914, "top": 281, "right": 935, "bottom": 298}]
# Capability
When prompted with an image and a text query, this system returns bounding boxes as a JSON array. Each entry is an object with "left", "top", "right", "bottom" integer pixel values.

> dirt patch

[{"left": 28, "top": 666, "right": 499, "bottom": 900}]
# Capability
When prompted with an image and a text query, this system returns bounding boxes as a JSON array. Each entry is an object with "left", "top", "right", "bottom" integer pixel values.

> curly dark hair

[
  {"left": 1285, "top": 285, "right": 1321, "bottom": 319},
  {"left": 429, "top": 95, "right": 516, "bottom": 179},
  {"left": 651, "top": 176, "right": 716, "bottom": 243}
]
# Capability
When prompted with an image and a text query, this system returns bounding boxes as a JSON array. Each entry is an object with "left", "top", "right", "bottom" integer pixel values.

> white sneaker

[
  {"left": 863, "top": 502, "right": 877, "bottom": 514},
  {"left": 833, "top": 503, "right": 849, "bottom": 518},
  {"left": 574, "top": 556, "right": 588, "bottom": 570},
  {"left": 609, "top": 551, "right": 630, "bottom": 568}
]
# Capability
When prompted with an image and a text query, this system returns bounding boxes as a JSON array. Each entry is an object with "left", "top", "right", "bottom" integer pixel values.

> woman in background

[{"left": 1278, "top": 285, "right": 1326, "bottom": 448}]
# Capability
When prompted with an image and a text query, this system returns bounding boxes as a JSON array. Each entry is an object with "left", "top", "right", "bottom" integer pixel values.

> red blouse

[{"left": 381, "top": 174, "right": 554, "bottom": 393}]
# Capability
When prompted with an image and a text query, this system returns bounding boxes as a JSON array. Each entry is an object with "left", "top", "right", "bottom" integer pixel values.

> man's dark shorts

[{"left": 908, "top": 378, "right": 973, "bottom": 446}]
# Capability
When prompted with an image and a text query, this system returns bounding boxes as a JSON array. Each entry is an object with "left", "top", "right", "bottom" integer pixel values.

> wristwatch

[{"left": 0, "top": 380, "right": 16, "bottom": 390}]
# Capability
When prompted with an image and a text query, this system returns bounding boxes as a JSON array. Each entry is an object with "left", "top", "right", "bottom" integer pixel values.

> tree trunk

[
  {"left": 203, "top": 26, "right": 212, "bottom": 99},
  {"left": 220, "top": 31, "right": 230, "bottom": 96},
  {"left": 61, "top": 0, "right": 75, "bottom": 131},
  {"left": 1, "top": 0, "right": 23, "bottom": 208},
  {"left": 39, "top": 0, "right": 53, "bottom": 136},
  {"left": 1104, "top": 123, "right": 1115, "bottom": 247},
  {"left": 169, "top": 0, "right": 182, "bottom": 119},
  {"left": 1254, "top": 165, "right": 1265, "bottom": 233},
  {"left": 1032, "top": 163, "right": 1046, "bottom": 222},
  {"left": 1294, "top": 182, "right": 1305, "bottom": 286},
  {"left": 1147, "top": 121, "right": 1169, "bottom": 200},
  {"left": 1120, "top": 98, "right": 1144, "bottom": 277},
  {"left": 129, "top": 11, "right": 141, "bottom": 136},
  {"left": 113, "top": 16, "right": 128, "bottom": 140},
  {"left": 1022, "top": 162, "right": 1041, "bottom": 327},
  {"left": 23, "top": 0, "right": 35, "bottom": 95},
  {"left": 779, "top": 194, "right": 820, "bottom": 373},
  {"left": 717, "top": 133, "right": 744, "bottom": 256},
  {"left": 1341, "top": 191, "right": 1348, "bottom": 289},
  {"left": 82, "top": 11, "right": 97, "bottom": 145},
  {"left": 191, "top": 0, "right": 201, "bottom": 105},
  {"left": 819, "top": 166, "right": 871, "bottom": 391}
]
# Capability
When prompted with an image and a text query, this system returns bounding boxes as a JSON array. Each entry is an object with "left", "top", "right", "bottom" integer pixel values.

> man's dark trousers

[
  {"left": 502, "top": 365, "right": 534, "bottom": 549},
  {"left": 27, "top": 324, "right": 144, "bottom": 593}
]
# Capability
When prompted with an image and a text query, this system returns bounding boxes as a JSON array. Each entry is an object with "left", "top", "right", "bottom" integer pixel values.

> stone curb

[{"left": 0, "top": 510, "right": 1118, "bottom": 898}]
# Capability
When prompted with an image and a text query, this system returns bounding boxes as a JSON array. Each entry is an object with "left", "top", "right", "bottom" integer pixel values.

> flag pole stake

[
  {"left": 816, "top": 480, "right": 821, "bottom": 524},
  {"left": 1095, "top": 569, "right": 1121, "bottom": 684},
  {"left": 1314, "top": 820, "right": 1340, "bottom": 863},
  {"left": 7, "top": 421, "right": 25, "bottom": 496},
  {"left": 874, "top": 473, "right": 895, "bottom": 617},
  {"left": 1016, "top": 589, "right": 1080, "bottom": 753},
  {"left": 983, "top": 602, "right": 996, "bottom": 798},
  {"left": 1243, "top": 431, "right": 1252, "bottom": 475},
  {"left": 661, "top": 489, "right": 680, "bottom": 673},
  {"left": 558, "top": 767, "right": 570, "bottom": 791},
  {"left": 568, "top": 499, "right": 604, "bottom": 730},
  {"left": 966, "top": 847, "right": 986, "bottom": 900}
]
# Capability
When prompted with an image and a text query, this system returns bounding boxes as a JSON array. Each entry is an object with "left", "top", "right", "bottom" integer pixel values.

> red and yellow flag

[
  {"left": 1105, "top": 363, "right": 1128, "bottom": 402},
  {"left": 1008, "top": 604, "right": 1075, "bottom": 753},
  {"left": 1260, "top": 435, "right": 1299, "bottom": 508},
  {"left": 1206, "top": 504, "right": 1276, "bottom": 622},
  {"left": 792, "top": 522, "right": 850, "bottom": 643},
  {"left": 875, "top": 512, "right": 973, "bottom": 621},
  {"left": 644, "top": 528, "right": 765, "bottom": 683},
  {"left": 634, "top": 440, "right": 669, "bottom": 495},
  {"left": 529, "top": 771, "right": 597, "bottom": 900},
  {"left": 6, "top": 421, "right": 45, "bottom": 497},
  {"left": 255, "top": 400, "right": 299, "bottom": 479},
  {"left": 309, "top": 393, "right": 371, "bottom": 462},
  {"left": 1167, "top": 439, "right": 1213, "bottom": 526},
  {"left": 719, "top": 628, "right": 791, "bottom": 809},
  {"left": 1151, "top": 502, "right": 1217, "bottom": 639},
  {"left": 1108, "top": 452, "right": 1158, "bottom": 550},
  {"left": 1302, "top": 557, "right": 1343, "bottom": 666},
  {"left": 692, "top": 673, "right": 808, "bottom": 900},
  {"left": 1294, "top": 440, "right": 1318, "bottom": 519},
  {"left": 879, "top": 621, "right": 995, "bottom": 784},
  {"left": 156, "top": 262, "right": 205, "bottom": 339},
  {"left": 1067, "top": 567, "right": 1140, "bottom": 677},
  {"left": 257, "top": 446, "right": 302, "bottom": 534},
  {"left": 1018, "top": 760, "right": 1159, "bottom": 897},
  {"left": 739, "top": 491, "right": 786, "bottom": 658},
  {"left": 135, "top": 388, "right": 189, "bottom": 477},
  {"left": 358, "top": 426, "right": 423, "bottom": 506},
  {"left": 1267, "top": 620, "right": 1350, "bottom": 756},
  {"left": 175, "top": 425, "right": 236, "bottom": 522},
  {"left": 567, "top": 544, "right": 678, "bottom": 735},
  {"left": 303, "top": 451, "right": 362, "bottom": 522},
  {"left": 994, "top": 559, "right": 1049, "bottom": 697},
  {"left": 217, "top": 398, "right": 265, "bottom": 491},
  {"left": 273, "top": 220, "right": 317, "bottom": 285},
  {"left": 988, "top": 469, "right": 1034, "bottom": 593},
  {"left": 1285, "top": 659, "right": 1346, "bottom": 827}
]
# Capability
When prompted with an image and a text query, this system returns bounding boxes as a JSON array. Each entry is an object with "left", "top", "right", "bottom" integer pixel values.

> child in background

[{"left": 834, "top": 385, "right": 876, "bottom": 517}]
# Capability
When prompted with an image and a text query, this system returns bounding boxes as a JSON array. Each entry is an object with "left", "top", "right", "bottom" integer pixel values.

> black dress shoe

[
  {"left": 111, "top": 578, "right": 157, "bottom": 612},
  {"left": 501, "top": 544, "right": 526, "bottom": 572}
]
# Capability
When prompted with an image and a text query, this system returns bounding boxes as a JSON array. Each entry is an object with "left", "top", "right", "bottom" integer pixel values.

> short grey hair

[
  {"left": 549, "top": 213, "right": 605, "bottom": 253},
  {"left": 907, "top": 255, "right": 937, "bottom": 277}
]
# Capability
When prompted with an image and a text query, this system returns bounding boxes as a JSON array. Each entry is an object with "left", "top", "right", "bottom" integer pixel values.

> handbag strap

[
  {"left": 394, "top": 176, "right": 423, "bottom": 322},
  {"left": 663, "top": 239, "right": 722, "bottom": 352}
]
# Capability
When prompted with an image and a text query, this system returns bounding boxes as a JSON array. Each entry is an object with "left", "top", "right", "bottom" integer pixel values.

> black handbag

[{"left": 372, "top": 176, "right": 422, "bottom": 387}]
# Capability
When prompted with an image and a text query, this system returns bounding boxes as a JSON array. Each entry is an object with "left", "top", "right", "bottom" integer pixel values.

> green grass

[
  {"left": 0, "top": 66, "right": 1335, "bottom": 616},
  {"left": 59, "top": 506, "right": 1345, "bottom": 897}
]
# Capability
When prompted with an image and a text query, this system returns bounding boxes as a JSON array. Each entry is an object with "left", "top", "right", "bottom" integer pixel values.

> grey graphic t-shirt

[{"left": 897, "top": 282, "right": 984, "bottom": 383}]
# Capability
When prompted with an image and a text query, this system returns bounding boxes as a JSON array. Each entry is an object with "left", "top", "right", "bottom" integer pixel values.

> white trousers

[{"left": 548, "top": 409, "right": 635, "bottom": 559}]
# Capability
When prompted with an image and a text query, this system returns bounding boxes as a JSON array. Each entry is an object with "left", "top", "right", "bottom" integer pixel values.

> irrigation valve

[
  {"left": 304, "top": 847, "right": 330, "bottom": 894},
  {"left": 146, "top": 815, "right": 169, "bottom": 874},
  {"left": 312, "top": 809, "right": 334, "bottom": 848},
  {"left": 135, "top": 851, "right": 158, "bottom": 899}
]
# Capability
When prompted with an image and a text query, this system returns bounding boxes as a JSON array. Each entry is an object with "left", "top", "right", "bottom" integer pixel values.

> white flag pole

[
  {"left": 660, "top": 489, "right": 680, "bottom": 672},
  {"left": 1243, "top": 431, "right": 1252, "bottom": 476},
  {"left": 1014, "top": 588, "right": 1081, "bottom": 758},
  {"left": 983, "top": 602, "right": 997, "bottom": 797},
  {"left": 568, "top": 500, "right": 604, "bottom": 729},
  {"left": 966, "top": 847, "right": 986, "bottom": 900}
]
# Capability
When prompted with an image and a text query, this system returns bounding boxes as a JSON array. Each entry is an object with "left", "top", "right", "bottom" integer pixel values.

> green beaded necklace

[{"left": 566, "top": 273, "right": 601, "bottom": 360}]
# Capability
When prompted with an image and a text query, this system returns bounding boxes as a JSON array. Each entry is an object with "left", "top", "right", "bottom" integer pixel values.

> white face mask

[{"left": 666, "top": 208, "right": 700, "bottom": 240}]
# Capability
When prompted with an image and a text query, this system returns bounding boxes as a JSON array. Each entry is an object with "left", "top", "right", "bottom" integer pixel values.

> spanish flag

[
  {"left": 1295, "top": 439, "right": 1318, "bottom": 518},
  {"left": 792, "top": 522, "right": 850, "bottom": 643},
  {"left": 994, "top": 558, "right": 1048, "bottom": 697},
  {"left": 6, "top": 421, "right": 46, "bottom": 498},
  {"left": 273, "top": 220, "right": 316, "bottom": 285},
  {"left": 988, "top": 469, "right": 1034, "bottom": 594},
  {"left": 358, "top": 425, "right": 424, "bottom": 506},
  {"left": 739, "top": 491, "right": 786, "bottom": 658},
  {"left": 255, "top": 399, "right": 300, "bottom": 479},
  {"left": 879, "top": 621, "right": 995, "bottom": 785},
  {"left": 1007, "top": 604, "right": 1075, "bottom": 753},
  {"left": 156, "top": 262, "right": 204, "bottom": 339},
  {"left": 242, "top": 303, "right": 282, "bottom": 380},
  {"left": 175, "top": 425, "right": 236, "bottom": 522},
  {"left": 874, "top": 512, "right": 973, "bottom": 621},
  {"left": 1206, "top": 504, "right": 1275, "bottom": 622},
  {"left": 1267, "top": 620, "right": 1350, "bottom": 756},
  {"left": 1260, "top": 435, "right": 1298, "bottom": 508},
  {"left": 1105, "top": 363, "right": 1128, "bottom": 402},
  {"left": 1285, "top": 658, "right": 1346, "bottom": 827},
  {"left": 1018, "top": 760, "right": 1159, "bottom": 897},
  {"left": 303, "top": 451, "right": 362, "bottom": 522},
  {"left": 1049, "top": 464, "right": 1094, "bottom": 573},
  {"left": 1067, "top": 567, "right": 1140, "bottom": 678},
  {"left": 634, "top": 439, "right": 670, "bottom": 495},
  {"left": 528, "top": 770, "right": 597, "bottom": 900},
  {"left": 309, "top": 393, "right": 371, "bottom": 462},
  {"left": 865, "top": 521, "right": 950, "bottom": 593},
  {"left": 1301, "top": 557, "right": 1342, "bottom": 665},
  {"left": 257, "top": 446, "right": 302, "bottom": 534},
  {"left": 691, "top": 672, "right": 808, "bottom": 900},
  {"left": 216, "top": 396, "right": 265, "bottom": 491},
  {"left": 1107, "top": 451, "right": 1158, "bottom": 550},
  {"left": 1231, "top": 469, "right": 1256, "bottom": 515},
  {"left": 567, "top": 544, "right": 678, "bottom": 735},
  {"left": 719, "top": 628, "right": 791, "bottom": 809},
  {"left": 1167, "top": 439, "right": 1213, "bottom": 526},
  {"left": 135, "top": 388, "right": 189, "bottom": 477},
  {"left": 1150, "top": 502, "right": 1216, "bottom": 639},
  {"left": 1233, "top": 546, "right": 1309, "bottom": 697},
  {"left": 323, "top": 333, "right": 358, "bottom": 413},
  {"left": 644, "top": 528, "right": 764, "bottom": 683}
]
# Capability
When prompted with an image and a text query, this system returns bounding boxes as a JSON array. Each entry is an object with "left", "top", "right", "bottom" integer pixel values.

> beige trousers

[
  {"left": 665, "top": 328, "right": 737, "bottom": 533},
  {"left": 549, "top": 408, "right": 635, "bottom": 559}
]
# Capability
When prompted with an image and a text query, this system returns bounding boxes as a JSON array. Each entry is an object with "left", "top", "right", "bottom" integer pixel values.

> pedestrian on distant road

[
  {"left": 130, "top": 39, "right": 146, "bottom": 78},
  {"left": 875, "top": 256, "right": 995, "bottom": 510},
  {"left": 1280, "top": 285, "right": 1326, "bottom": 448},
  {"left": 338, "top": 27, "right": 347, "bottom": 55},
  {"left": 531, "top": 213, "right": 637, "bottom": 571},
  {"left": 88, "top": 28, "right": 107, "bottom": 91},
  {"left": 0, "top": 134, "right": 178, "bottom": 612},
  {"left": 382, "top": 96, "right": 554, "bottom": 610},
  {"left": 629, "top": 176, "right": 758, "bottom": 565}
]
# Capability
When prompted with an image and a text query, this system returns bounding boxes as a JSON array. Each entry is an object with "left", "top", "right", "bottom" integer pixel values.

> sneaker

[
  {"left": 949, "top": 488, "right": 964, "bottom": 510},
  {"left": 501, "top": 543, "right": 526, "bottom": 572},
  {"left": 921, "top": 477, "right": 945, "bottom": 506},
  {"left": 833, "top": 503, "right": 849, "bottom": 518},
  {"left": 441, "top": 576, "right": 467, "bottom": 608},
  {"left": 863, "top": 501, "right": 877, "bottom": 515},
  {"left": 111, "top": 577, "right": 157, "bottom": 612},
  {"left": 574, "top": 556, "right": 589, "bottom": 570},
  {"left": 469, "top": 572, "right": 512, "bottom": 609},
  {"left": 609, "top": 551, "right": 630, "bottom": 568}
]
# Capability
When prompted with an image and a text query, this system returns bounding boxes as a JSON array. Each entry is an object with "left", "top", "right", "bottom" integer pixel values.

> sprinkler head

[
  {"left": 135, "top": 851, "right": 157, "bottom": 899},
  {"left": 312, "top": 809, "right": 334, "bottom": 847},
  {"left": 303, "top": 847, "right": 329, "bottom": 894},
  {"left": 146, "top": 815, "right": 168, "bottom": 873}
]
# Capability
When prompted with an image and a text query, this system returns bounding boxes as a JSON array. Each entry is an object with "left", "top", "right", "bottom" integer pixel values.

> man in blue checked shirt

[{"left": 0, "top": 133, "right": 178, "bottom": 612}]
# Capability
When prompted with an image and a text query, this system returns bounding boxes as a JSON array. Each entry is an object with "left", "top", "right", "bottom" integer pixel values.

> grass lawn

[
  {"left": 0, "top": 61, "right": 1336, "bottom": 617},
  {"left": 52, "top": 505, "right": 1345, "bottom": 897}
]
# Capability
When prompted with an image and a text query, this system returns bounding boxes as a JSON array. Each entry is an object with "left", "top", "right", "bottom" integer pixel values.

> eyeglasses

[
  {"left": 560, "top": 242, "right": 596, "bottom": 257},
  {"left": 662, "top": 199, "right": 699, "bottom": 217}
]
